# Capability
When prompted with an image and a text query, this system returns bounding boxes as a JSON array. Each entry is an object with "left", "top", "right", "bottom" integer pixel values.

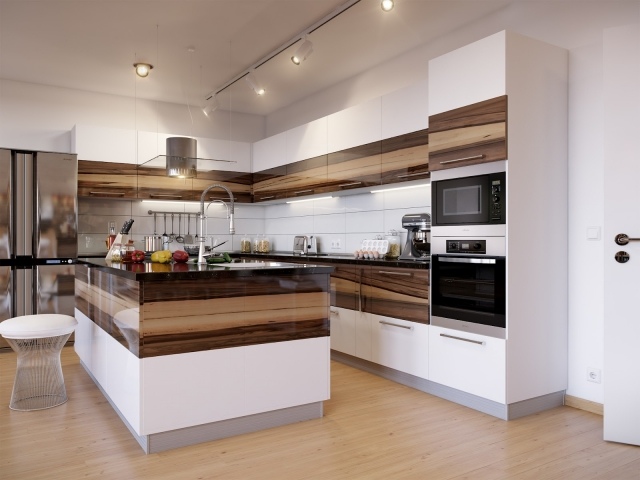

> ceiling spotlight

[
  {"left": 381, "top": 0, "right": 395, "bottom": 12},
  {"left": 245, "top": 71, "right": 265, "bottom": 96},
  {"left": 203, "top": 93, "right": 219, "bottom": 117},
  {"left": 134, "top": 63, "right": 153, "bottom": 78},
  {"left": 291, "top": 37, "right": 313, "bottom": 65}
]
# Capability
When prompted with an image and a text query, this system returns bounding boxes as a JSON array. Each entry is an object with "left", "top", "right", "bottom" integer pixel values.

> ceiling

[{"left": 0, "top": 0, "right": 513, "bottom": 117}]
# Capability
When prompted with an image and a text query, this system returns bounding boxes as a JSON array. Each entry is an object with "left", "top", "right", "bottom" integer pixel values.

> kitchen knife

[{"left": 121, "top": 219, "right": 135, "bottom": 234}]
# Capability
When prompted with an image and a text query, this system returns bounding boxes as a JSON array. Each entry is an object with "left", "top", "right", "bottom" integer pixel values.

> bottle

[
  {"left": 106, "top": 221, "right": 117, "bottom": 249},
  {"left": 241, "top": 235, "right": 252, "bottom": 253},
  {"left": 385, "top": 229, "right": 401, "bottom": 259},
  {"left": 120, "top": 240, "right": 136, "bottom": 263}
]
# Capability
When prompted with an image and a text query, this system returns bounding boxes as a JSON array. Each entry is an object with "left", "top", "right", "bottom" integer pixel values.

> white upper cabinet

[
  {"left": 72, "top": 124, "right": 136, "bottom": 163},
  {"left": 197, "top": 137, "right": 251, "bottom": 172},
  {"left": 286, "top": 117, "right": 328, "bottom": 164},
  {"left": 328, "top": 97, "right": 381, "bottom": 153},
  {"left": 428, "top": 31, "right": 507, "bottom": 116},
  {"left": 381, "top": 81, "right": 428, "bottom": 138},
  {"left": 252, "top": 130, "right": 287, "bottom": 172}
]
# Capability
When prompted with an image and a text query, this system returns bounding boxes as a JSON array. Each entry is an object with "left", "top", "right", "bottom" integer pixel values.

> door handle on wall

[{"left": 615, "top": 233, "right": 640, "bottom": 246}]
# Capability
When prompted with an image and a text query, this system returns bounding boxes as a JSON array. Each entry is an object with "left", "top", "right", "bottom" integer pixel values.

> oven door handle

[{"left": 438, "top": 257, "right": 497, "bottom": 264}]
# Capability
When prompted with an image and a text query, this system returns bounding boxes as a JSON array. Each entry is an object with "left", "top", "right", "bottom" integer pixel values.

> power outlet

[
  {"left": 587, "top": 367, "right": 602, "bottom": 383},
  {"left": 331, "top": 239, "right": 341, "bottom": 249}
]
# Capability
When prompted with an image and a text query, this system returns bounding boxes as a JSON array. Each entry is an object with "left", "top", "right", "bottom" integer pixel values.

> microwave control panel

[
  {"left": 490, "top": 173, "right": 505, "bottom": 223},
  {"left": 446, "top": 239, "right": 487, "bottom": 254}
]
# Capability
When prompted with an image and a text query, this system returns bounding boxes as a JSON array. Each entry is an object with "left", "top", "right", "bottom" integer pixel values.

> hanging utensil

[
  {"left": 176, "top": 214, "right": 184, "bottom": 243},
  {"left": 169, "top": 214, "right": 176, "bottom": 241},
  {"left": 184, "top": 213, "right": 194, "bottom": 244},
  {"left": 162, "top": 214, "right": 171, "bottom": 246},
  {"left": 153, "top": 212, "right": 157, "bottom": 235}
]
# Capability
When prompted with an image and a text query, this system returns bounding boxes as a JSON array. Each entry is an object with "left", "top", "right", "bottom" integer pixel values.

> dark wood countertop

[
  {"left": 236, "top": 252, "right": 430, "bottom": 269},
  {"left": 78, "top": 257, "right": 334, "bottom": 282}
]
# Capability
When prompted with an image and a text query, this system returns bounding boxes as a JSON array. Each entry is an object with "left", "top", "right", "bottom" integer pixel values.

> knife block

[{"left": 105, "top": 233, "right": 128, "bottom": 262}]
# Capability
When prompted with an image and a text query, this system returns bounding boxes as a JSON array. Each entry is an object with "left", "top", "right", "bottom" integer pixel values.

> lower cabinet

[
  {"left": 329, "top": 307, "right": 356, "bottom": 356},
  {"left": 372, "top": 314, "right": 428, "bottom": 379},
  {"left": 428, "top": 325, "right": 505, "bottom": 403},
  {"left": 330, "top": 306, "right": 428, "bottom": 379}
]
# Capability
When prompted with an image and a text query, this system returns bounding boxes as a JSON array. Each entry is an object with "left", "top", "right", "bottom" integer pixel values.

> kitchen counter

[
  {"left": 74, "top": 257, "right": 331, "bottom": 453},
  {"left": 235, "top": 252, "right": 430, "bottom": 269}
]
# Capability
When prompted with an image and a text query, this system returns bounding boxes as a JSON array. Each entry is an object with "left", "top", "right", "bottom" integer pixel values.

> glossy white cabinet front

[{"left": 371, "top": 314, "right": 428, "bottom": 379}]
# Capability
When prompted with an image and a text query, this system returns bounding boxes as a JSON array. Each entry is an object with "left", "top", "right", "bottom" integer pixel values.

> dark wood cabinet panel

[
  {"left": 251, "top": 165, "right": 288, "bottom": 202},
  {"left": 77, "top": 160, "right": 138, "bottom": 199},
  {"left": 193, "top": 170, "right": 253, "bottom": 204},
  {"left": 380, "top": 129, "right": 430, "bottom": 184},
  {"left": 428, "top": 95, "right": 507, "bottom": 171},
  {"left": 136, "top": 166, "right": 194, "bottom": 201},
  {"left": 326, "top": 141, "right": 381, "bottom": 192},
  {"left": 361, "top": 266, "right": 429, "bottom": 324}
]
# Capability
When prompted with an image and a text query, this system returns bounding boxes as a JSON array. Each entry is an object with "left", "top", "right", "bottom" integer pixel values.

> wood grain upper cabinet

[
  {"left": 77, "top": 160, "right": 138, "bottom": 199},
  {"left": 428, "top": 96, "right": 507, "bottom": 171},
  {"left": 380, "top": 129, "right": 430, "bottom": 184}
]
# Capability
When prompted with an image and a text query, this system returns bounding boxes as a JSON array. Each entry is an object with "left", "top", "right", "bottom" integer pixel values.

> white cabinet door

[
  {"left": 245, "top": 337, "right": 330, "bottom": 415},
  {"left": 371, "top": 314, "right": 429, "bottom": 379},
  {"left": 330, "top": 307, "right": 356, "bottom": 356},
  {"left": 355, "top": 312, "right": 373, "bottom": 361},
  {"left": 73, "top": 124, "right": 137, "bottom": 163},
  {"left": 328, "top": 98, "right": 381, "bottom": 153},
  {"left": 428, "top": 31, "right": 506, "bottom": 115},
  {"left": 198, "top": 137, "right": 251, "bottom": 172},
  {"left": 381, "top": 82, "right": 428, "bottom": 139},
  {"left": 286, "top": 117, "right": 328, "bottom": 164},
  {"left": 429, "top": 325, "right": 506, "bottom": 403},
  {"left": 252, "top": 131, "right": 287, "bottom": 172}
]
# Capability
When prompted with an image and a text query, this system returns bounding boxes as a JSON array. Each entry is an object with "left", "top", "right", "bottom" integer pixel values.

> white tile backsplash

[{"left": 78, "top": 187, "right": 430, "bottom": 255}]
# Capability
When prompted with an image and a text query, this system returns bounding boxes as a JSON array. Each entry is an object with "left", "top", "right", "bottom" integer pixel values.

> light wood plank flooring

[{"left": 1, "top": 348, "right": 638, "bottom": 479}]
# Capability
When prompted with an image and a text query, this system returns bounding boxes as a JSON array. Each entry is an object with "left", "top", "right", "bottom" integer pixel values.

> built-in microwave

[{"left": 431, "top": 171, "right": 505, "bottom": 227}]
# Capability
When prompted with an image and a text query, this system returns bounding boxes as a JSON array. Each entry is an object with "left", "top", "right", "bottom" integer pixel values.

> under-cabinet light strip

[
  {"left": 286, "top": 196, "right": 333, "bottom": 204},
  {"left": 370, "top": 184, "right": 430, "bottom": 194}
]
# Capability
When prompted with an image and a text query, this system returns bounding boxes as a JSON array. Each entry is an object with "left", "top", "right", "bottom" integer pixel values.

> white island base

[{"left": 75, "top": 310, "right": 330, "bottom": 454}]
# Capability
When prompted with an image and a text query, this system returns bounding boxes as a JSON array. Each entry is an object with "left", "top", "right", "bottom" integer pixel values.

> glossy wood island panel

[
  {"left": 75, "top": 259, "right": 332, "bottom": 358},
  {"left": 73, "top": 258, "right": 333, "bottom": 453}
]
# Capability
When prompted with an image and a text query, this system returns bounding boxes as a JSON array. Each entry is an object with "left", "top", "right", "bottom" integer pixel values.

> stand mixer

[{"left": 399, "top": 213, "right": 431, "bottom": 260}]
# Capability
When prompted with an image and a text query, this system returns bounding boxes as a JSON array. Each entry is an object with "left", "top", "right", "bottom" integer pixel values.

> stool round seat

[
  {"left": 0, "top": 314, "right": 77, "bottom": 411},
  {"left": 0, "top": 314, "right": 77, "bottom": 339}
]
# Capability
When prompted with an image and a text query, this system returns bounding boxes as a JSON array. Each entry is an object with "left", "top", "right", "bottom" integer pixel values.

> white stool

[{"left": 0, "top": 314, "right": 77, "bottom": 411}]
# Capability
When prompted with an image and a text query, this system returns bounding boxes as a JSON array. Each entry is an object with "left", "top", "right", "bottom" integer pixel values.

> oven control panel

[{"left": 446, "top": 239, "right": 487, "bottom": 254}]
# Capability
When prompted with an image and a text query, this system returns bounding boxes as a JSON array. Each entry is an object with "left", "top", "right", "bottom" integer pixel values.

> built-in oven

[{"left": 430, "top": 237, "right": 506, "bottom": 339}]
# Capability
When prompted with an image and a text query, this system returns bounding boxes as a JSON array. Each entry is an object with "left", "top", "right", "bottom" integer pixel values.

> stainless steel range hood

[
  {"left": 141, "top": 136, "right": 236, "bottom": 178},
  {"left": 166, "top": 137, "right": 197, "bottom": 178}
]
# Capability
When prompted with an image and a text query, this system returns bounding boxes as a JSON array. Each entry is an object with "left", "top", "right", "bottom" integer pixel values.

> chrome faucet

[{"left": 198, "top": 184, "right": 235, "bottom": 264}]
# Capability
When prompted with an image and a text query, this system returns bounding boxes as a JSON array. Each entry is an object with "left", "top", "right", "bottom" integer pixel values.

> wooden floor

[{"left": 1, "top": 348, "right": 639, "bottom": 479}]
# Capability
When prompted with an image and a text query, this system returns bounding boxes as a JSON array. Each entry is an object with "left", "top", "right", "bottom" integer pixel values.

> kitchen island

[{"left": 74, "top": 258, "right": 333, "bottom": 453}]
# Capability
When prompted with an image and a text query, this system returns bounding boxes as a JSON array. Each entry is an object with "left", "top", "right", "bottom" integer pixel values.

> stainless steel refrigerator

[{"left": 0, "top": 148, "right": 78, "bottom": 350}]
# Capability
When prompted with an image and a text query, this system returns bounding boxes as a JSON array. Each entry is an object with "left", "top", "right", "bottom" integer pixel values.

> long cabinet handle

[
  {"left": 439, "top": 257, "right": 496, "bottom": 264},
  {"left": 258, "top": 195, "right": 275, "bottom": 200},
  {"left": 330, "top": 309, "right": 339, "bottom": 316},
  {"left": 151, "top": 194, "right": 183, "bottom": 198},
  {"left": 379, "top": 320, "right": 413, "bottom": 330},
  {"left": 440, "top": 333, "right": 485, "bottom": 345},
  {"left": 89, "top": 191, "right": 125, "bottom": 196},
  {"left": 440, "top": 154, "right": 485, "bottom": 165},
  {"left": 294, "top": 189, "right": 314, "bottom": 195},
  {"left": 338, "top": 181, "right": 362, "bottom": 188},
  {"left": 377, "top": 270, "right": 412, "bottom": 276},
  {"left": 396, "top": 172, "right": 429, "bottom": 179}
]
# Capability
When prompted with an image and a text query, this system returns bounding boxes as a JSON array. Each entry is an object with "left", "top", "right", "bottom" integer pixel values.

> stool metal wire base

[{"left": 5, "top": 333, "right": 72, "bottom": 411}]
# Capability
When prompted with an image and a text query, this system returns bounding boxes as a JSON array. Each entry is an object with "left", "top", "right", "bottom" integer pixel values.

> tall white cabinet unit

[{"left": 428, "top": 31, "right": 569, "bottom": 419}]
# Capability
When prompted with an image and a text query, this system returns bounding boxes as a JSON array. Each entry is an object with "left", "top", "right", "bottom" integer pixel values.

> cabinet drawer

[
  {"left": 428, "top": 325, "right": 505, "bottom": 403},
  {"left": 372, "top": 314, "right": 428, "bottom": 379},
  {"left": 380, "top": 129, "right": 430, "bottom": 185},
  {"left": 428, "top": 95, "right": 507, "bottom": 171},
  {"left": 362, "top": 267, "right": 429, "bottom": 324}
]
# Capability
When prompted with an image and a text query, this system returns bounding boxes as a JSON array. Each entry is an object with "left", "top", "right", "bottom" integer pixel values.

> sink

[{"left": 209, "top": 261, "right": 266, "bottom": 269}]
